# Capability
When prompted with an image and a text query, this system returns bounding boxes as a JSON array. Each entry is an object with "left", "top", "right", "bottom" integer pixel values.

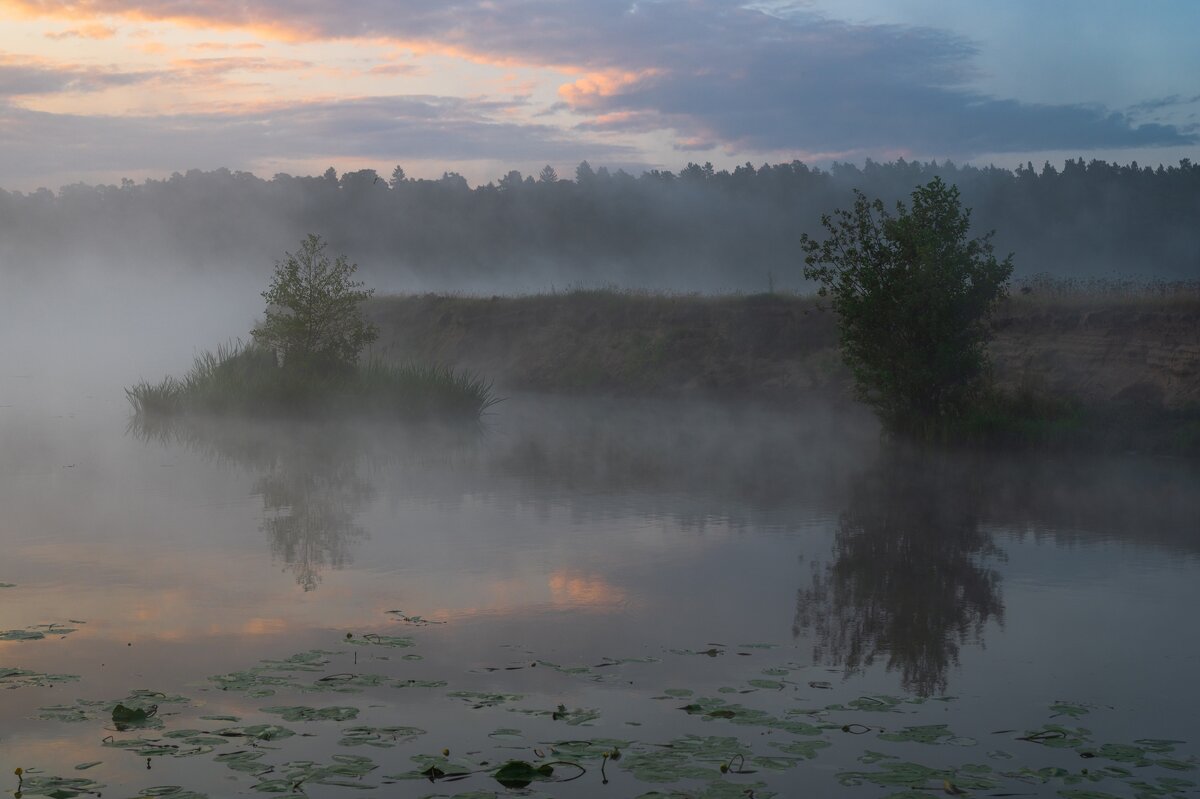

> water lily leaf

[
  {"left": 393, "top": 679, "right": 447, "bottom": 688},
  {"left": 844, "top": 695, "right": 906, "bottom": 712},
  {"left": 879, "top": 725, "right": 975, "bottom": 746},
  {"left": 101, "top": 737, "right": 180, "bottom": 757},
  {"left": 214, "top": 723, "right": 295, "bottom": 741},
  {"left": 1018, "top": 724, "right": 1091, "bottom": 748},
  {"left": 14, "top": 774, "right": 105, "bottom": 798},
  {"left": 0, "top": 629, "right": 46, "bottom": 640},
  {"left": 112, "top": 703, "right": 158, "bottom": 724},
  {"left": 663, "top": 688, "right": 693, "bottom": 698},
  {"left": 771, "top": 740, "right": 831, "bottom": 759},
  {"left": 214, "top": 750, "right": 268, "bottom": 773},
  {"left": 511, "top": 704, "right": 600, "bottom": 726},
  {"left": 620, "top": 735, "right": 748, "bottom": 783},
  {"left": 338, "top": 725, "right": 426, "bottom": 747},
  {"left": 746, "top": 679, "right": 784, "bottom": 690},
  {"left": 858, "top": 750, "right": 897, "bottom": 764},
  {"left": 492, "top": 760, "right": 553, "bottom": 788},
  {"left": 72, "top": 762, "right": 102, "bottom": 771},
  {"left": 535, "top": 660, "right": 592, "bottom": 675},
  {"left": 351, "top": 634, "right": 415, "bottom": 648},
  {"left": 0, "top": 666, "right": 80, "bottom": 688},
  {"left": 387, "top": 754, "right": 474, "bottom": 781},
  {"left": 446, "top": 691, "right": 522, "bottom": 708},
  {"left": 0, "top": 582, "right": 15, "bottom": 588},
  {"left": 261, "top": 705, "right": 360, "bottom": 722},
  {"left": 547, "top": 738, "right": 630, "bottom": 760},
  {"left": 131, "top": 787, "right": 209, "bottom": 798},
  {"left": 1050, "top": 701, "right": 1093, "bottom": 718}
]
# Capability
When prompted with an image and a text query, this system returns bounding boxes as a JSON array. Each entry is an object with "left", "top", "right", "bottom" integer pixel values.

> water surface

[{"left": 2, "top": 389, "right": 1197, "bottom": 798}]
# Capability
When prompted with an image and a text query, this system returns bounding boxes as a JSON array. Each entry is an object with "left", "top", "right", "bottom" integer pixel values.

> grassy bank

[
  {"left": 126, "top": 341, "right": 497, "bottom": 421},
  {"left": 365, "top": 285, "right": 1200, "bottom": 454}
]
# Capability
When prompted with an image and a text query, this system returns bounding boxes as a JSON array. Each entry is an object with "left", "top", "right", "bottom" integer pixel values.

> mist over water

[
  {"left": 2, "top": 382, "right": 1198, "bottom": 795},
  {"left": 1, "top": 159, "right": 1198, "bottom": 797}
]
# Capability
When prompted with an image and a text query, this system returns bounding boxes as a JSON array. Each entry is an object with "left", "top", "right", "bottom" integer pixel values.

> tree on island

[
  {"left": 801, "top": 178, "right": 1013, "bottom": 437},
  {"left": 252, "top": 234, "right": 379, "bottom": 374}
]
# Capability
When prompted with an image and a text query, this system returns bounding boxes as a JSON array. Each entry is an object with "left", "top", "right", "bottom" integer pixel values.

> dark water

[{"left": 1, "top": 391, "right": 1197, "bottom": 798}]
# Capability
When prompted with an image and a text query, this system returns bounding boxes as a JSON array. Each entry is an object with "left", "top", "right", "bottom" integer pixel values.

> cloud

[
  {"left": 44, "top": 23, "right": 118, "bottom": 39},
  {"left": 0, "top": 58, "right": 153, "bottom": 97},
  {"left": 2, "top": 0, "right": 1193, "bottom": 158},
  {"left": 0, "top": 94, "right": 636, "bottom": 183}
]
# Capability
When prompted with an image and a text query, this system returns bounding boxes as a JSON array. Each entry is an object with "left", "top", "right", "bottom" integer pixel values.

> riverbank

[{"left": 365, "top": 288, "right": 1200, "bottom": 453}]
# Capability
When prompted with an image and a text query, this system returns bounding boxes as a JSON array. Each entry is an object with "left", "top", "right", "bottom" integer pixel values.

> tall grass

[
  {"left": 126, "top": 341, "right": 497, "bottom": 421},
  {"left": 1011, "top": 274, "right": 1200, "bottom": 307}
]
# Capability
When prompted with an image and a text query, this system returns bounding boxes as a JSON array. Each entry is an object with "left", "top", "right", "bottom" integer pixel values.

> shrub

[{"left": 801, "top": 178, "right": 1013, "bottom": 437}]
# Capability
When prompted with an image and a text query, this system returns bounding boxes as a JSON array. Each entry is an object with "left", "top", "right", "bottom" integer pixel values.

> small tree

[
  {"left": 252, "top": 234, "right": 378, "bottom": 374},
  {"left": 801, "top": 178, "right": 1013, "bottom": 436}
]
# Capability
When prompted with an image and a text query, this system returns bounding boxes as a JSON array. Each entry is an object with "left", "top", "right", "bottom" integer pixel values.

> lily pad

[
  {"left": 350, "top": 633, "right": 415, "bottom": 648},
  {"left": 13, "top": 774, "right": 105, "bottom": 798},
  {"left": 338, "top": 725, "right": 426, "bottom": 747},
  {"left": 0, "top": 666, "right": 80, "bottom": 688},
  {"left": 214, "top": 723, "right": 295, "bottom": 741},
  {"left": 446, "top": 690, "right": 523, "bottom": 708},
  {"left": 492, "top": 760, "right": 553, "bottom": 789},
  {"left": 879, "top": 724, "right": 976, "bottom": 746},
  {"left": 260, "top": 705, "right": 360, "bottom": 722}
]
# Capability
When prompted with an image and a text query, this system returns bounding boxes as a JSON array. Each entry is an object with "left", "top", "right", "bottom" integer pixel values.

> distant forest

[{"left": 1, "top": 158, "right": 1197, "bottom": 292}]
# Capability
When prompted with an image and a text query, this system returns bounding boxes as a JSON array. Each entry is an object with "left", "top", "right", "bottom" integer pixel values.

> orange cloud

[
  {"left": 559, "top": 69, "right": 656, "bottom": 108},
  {"left": 44, "top": 22, "right": 117, "bottom": 39},
  {"left": 190, "top": 41, "right": 265, "bottom": 52},
  {"left": 369, "top": 63, "right": 420, "bottom": 77}
]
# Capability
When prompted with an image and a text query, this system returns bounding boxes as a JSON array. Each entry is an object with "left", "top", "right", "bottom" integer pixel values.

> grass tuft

[{"left": 126, "top": 341, "right": 497, "bottom": 422}]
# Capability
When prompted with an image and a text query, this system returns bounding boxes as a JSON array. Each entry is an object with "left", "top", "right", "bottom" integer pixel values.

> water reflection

[
  {"left": 255, "top": 461, "right": 372, "bottom": 591},
  {"left": 793, "top": 450, "right": 1006, "bottom": 696},
  {"left": 127, "top": 416, "right": 451, "bottom": 590}
]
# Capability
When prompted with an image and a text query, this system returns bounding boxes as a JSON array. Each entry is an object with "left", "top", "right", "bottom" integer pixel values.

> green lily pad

[
  {"left": 511, "top": 703, "right": 600, "bottom": 726},
  {"left": 620, "top": 735, "right": 748, "bottom": 783},
  {"left": 770, "top": 739, "right": 831, "bottom": 759},
  {"left": 260, "top": 705, "right": 360, "bottom": 722},
  {"left": 446, "top": 691, "right": 523, "bottom": 708},
  {"left": 393, "top": 678, "right": 448, "bottom": 688},
  {"left": 350, "top": 633, "right": 415, "bottom": 648},
  {"left": 214, "top": 723, "right": 295, "bottom": 741},
  {"left": 492, "top": 760, "right": 553, "bottom": 789},
  {"left": 1050, "top": 701, "right": 1093, "bottom": 718},
  {"left": 129, "top": 787, "right": 209, "bottom": 798},
  {"left": 113, "top": 703, "right": 158, "bottom": 725},
  {"left": 879, "top": 724, "right": 975, "bottom": 746},
  {"left": 338, "top": 725, "right": 426, "bottom": 747},
  {"left": 13, "top": 774, "right": 105, "bottom": 798},
  {"left": 547, "top": 738, "right": 630, "bottom": 760},
  {"left": 0, "top": 666, "right": 80, "bottom": 688}
]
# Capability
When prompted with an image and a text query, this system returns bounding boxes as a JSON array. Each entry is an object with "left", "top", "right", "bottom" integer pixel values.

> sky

[{"left": 0, "top": 0, "right": 1197, "bottom": 190}]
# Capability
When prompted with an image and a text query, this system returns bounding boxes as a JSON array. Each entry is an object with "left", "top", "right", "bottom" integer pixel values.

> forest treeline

[{"left": 1, "top": 158, "right": 1197, "bottom": 291}]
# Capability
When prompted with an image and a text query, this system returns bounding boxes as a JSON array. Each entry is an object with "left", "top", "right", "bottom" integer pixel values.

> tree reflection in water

[
  {"left": 794, "top": 450, "right": 1005, "bottom": 696},
  {"left": 255, "top": 460, "right": 372, "bottom": 591},
  {"left": 127, "top": 415, "right": 388, "bottom": 591}
]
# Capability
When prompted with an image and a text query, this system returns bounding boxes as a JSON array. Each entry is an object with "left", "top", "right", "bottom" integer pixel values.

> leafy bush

[
  {"left": 801, "top": 178, "right": 1013, "bottom": 437},
  {"left": 252, "top": 234, "right": 378, "bottom": 374}
]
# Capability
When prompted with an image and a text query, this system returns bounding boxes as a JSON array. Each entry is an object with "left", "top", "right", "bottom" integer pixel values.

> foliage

[
  {"left": 252, "top": 233, "right": 378, "bottom": 373},
  {"left": 125, "top": 341, "right": 497, "bottom": 421},
  {"left": 801, "top": 178, "right": 1013, "bottom": 436}
]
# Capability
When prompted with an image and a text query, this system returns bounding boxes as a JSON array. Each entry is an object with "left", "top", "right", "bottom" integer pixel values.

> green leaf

[{"left": 492, "top": 760, "right": 553, "bottom": 788}]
